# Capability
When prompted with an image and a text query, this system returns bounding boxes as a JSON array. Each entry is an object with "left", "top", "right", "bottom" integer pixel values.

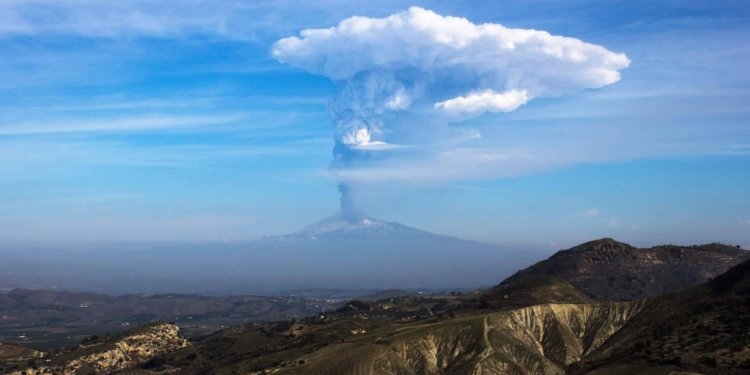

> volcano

[
  {"left": 282, "top": 211, "right": 453, "bottom": 241},
  {"left": 245, "top": 211, "right": 539, "bottom": 290},
  {"left": 0, "top": 213, "right": 542, "bottom": 294}
]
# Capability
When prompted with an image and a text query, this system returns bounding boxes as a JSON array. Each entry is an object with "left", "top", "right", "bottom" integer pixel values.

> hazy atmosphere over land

[{"left": 1, "top": 0, "right": 749, "bottom": 250}]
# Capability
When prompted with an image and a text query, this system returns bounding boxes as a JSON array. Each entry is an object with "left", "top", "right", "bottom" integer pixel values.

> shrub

[
  {"left": 701, "top": 356, "right": 718, "bottom": 367},
  {"left": 141, "top": 357, "right": 166, "bottom": 369},
  {"left": 347, "top": 300, "right": 367, "bottom": 310},
  {"left": 634, "top": 341, "right": 647, "bottom": 352},
  {"left": 653, "top": 324, "right": 674, "bottom": 340},
  {"left": 187, "top": 353, "right": 198, "bottom": 361}
]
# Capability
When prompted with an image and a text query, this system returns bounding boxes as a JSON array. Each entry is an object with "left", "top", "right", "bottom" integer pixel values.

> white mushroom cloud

[{"left": 272, "top": 6, "right": 629, "bottom": 210}]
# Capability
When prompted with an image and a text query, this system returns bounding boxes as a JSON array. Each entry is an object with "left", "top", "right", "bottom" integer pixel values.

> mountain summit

[
  {"left": 287, "top": 211, "right": 439, "bottom": 240},
  {"left": 563, "top": 237, "right": 636, "bottom": 254}
]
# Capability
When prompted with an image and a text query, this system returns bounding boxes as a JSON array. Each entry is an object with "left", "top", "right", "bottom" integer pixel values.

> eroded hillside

[
  {"left": 369, "top": 302, "right": 645, "bottom": 375},
  {"left": 2, "top": 322, "right": 189, "bottom": 375}
]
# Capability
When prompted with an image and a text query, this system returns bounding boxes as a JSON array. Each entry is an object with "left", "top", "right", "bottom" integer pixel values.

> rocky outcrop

[{"left": 7, "top": 323, "right": 189, "bottom": 375}]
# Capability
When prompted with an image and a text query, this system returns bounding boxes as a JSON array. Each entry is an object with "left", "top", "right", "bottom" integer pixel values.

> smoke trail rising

[{"left": 272, "top": 7, "right": 629, "bottom": 210}]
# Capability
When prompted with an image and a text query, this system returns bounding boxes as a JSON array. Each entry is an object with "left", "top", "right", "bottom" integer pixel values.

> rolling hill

[
  {"left": 498, "top": 238, "right": 750, "bottom": 301},
  {"left": 480, "top": 276, "right": 598, "bottom": 308}
]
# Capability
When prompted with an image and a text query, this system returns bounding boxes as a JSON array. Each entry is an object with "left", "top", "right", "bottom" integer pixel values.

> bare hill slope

[{"left": 499, "top": 238, "right": 750, "bottom": 301}]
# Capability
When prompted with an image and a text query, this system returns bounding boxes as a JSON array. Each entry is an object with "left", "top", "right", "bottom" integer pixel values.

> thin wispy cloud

[
  {"left": 609, "top": 217, "right": 620, "bottom": 228},
  {"left": 9, "top": 194, "right": 140, "bottom": 208},
  {"left": 583, "top": 208, "right": 600, "bottom": 217},
  {"left": 0, "top": 138, "right": 328, "bottom": 177},
  {"left": 0, "top": 0, "right": 420, "bottom": 40},
  {"left": 0, "top": 114, "right": 244, "bottom": 136}
]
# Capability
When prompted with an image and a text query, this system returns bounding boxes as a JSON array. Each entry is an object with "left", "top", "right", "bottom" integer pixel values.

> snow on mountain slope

[
  {"left": 247, "top": 211, "right": 537, "bottom": 289},
  {"left": 282, "top": 212, "right": 446, "bottom": 240}
]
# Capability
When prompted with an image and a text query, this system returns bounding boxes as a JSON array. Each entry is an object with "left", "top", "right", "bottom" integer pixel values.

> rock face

[
  {"left": 6, "top": 322, "right": 189, "bottom": 375},
  {"left": 499, "top": 238, "right": 750, "bottom": 301}
]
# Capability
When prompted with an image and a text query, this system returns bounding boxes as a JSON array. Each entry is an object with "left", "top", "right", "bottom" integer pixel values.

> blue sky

[{"left": 0, "top": 0, "right": 748, "bottom": 248}]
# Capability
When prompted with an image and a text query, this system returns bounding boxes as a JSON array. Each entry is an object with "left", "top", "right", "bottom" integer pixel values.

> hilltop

[
  {"left": 481, "top": 276, "right": 598, "bottom": 308},
  {"left": 498, "top": 238, "right": 750, "bottom": 301}
]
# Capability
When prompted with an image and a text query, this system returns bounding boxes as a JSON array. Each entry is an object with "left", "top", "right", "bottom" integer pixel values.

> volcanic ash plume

[{"left": 272, "top": 7, "right": 630, "bottom": 211}]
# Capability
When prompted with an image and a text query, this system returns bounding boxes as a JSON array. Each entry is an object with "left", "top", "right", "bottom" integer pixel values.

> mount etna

[{"left": 0, "top": 213, "right": 536, "bottom": 295}]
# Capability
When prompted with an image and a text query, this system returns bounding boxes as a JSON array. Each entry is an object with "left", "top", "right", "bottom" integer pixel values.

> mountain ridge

[{"left": 498, "top": 238, "right": 750, "bottom": 301}]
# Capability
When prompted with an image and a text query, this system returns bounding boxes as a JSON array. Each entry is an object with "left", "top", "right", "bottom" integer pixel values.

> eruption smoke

[{"left": 272, "top": 7, "right": 630, "bottom": 212}]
